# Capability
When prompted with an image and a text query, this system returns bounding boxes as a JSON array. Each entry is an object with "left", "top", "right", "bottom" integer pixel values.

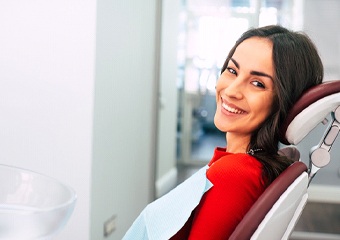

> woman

[{"left": 124, "top": 25, "right": 323, "bottom": 240}]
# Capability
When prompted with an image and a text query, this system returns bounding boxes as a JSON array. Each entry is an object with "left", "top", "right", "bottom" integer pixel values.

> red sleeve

[{"left": 188, "top": 154, "right": 265, "bottom": 240}]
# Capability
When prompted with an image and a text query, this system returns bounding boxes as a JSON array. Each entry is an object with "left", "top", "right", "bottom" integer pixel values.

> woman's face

[{"left": 214, "top": 37, "right": 275, "bottom": 140}]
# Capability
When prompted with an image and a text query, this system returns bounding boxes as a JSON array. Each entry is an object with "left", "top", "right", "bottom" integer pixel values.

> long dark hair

[{"left": 221, "top": 25, "right": 324, "bottom": 185}]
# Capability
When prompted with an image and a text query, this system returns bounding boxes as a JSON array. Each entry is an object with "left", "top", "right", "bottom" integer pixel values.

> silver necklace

[{"left": 246, "top": 148, "right": 263, "bottom": 155}]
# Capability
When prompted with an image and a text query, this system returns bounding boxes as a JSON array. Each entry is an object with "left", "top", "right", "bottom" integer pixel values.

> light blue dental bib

[{"left": 123, "top": 165, "right": 213, "bottom": 240}]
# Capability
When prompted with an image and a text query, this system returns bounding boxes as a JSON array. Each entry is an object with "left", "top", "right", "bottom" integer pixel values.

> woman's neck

[{"left": 226, "top": 133, "right": 250, "bottom": 154}]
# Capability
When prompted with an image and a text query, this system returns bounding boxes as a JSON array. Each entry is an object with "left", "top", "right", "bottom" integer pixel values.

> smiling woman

[
  {"left": 221, "top": 25, "right": 324, "bottom": 186},
  {"left": 123, "top": 25, "right": 324, "bottom": 240},
  {"left": 214, "top": 37, "right": 275, "bottom": 154}
]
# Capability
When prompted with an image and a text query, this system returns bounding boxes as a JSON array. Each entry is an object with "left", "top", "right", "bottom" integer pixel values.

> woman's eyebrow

[
  {"left": 230, "top": 57, "right": 274, "bottom": 82},
  {"left": 250, "top": 70, "right": 274, "bottom": 82},
  {"left": 230, "top": 58, "right": 239, "bottom": 69}
]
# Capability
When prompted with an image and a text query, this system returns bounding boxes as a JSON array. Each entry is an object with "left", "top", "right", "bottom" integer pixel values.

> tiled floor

[{"left": 291, "top": 202, "right": 340, "bottom": 239}]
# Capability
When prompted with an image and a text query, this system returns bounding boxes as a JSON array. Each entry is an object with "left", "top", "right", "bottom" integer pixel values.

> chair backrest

[
  {"left": 229, "top": 157, "right": 307, "bottom": 240},
  {"left": 250, "top": 164, "right": 308, "bottom": 240}
]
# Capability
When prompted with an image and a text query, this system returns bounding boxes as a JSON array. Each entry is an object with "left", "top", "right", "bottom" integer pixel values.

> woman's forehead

[{"left": 232, "top": 37, "right": 274, "bottom": 77}]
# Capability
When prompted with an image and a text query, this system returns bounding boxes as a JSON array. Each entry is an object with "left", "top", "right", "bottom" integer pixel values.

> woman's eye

[
  {"left": 226, "top": 67, "right": 236, "bottom": 75},
  {"left": 252, "top": 81, "right": 265, "bottom": 89}
]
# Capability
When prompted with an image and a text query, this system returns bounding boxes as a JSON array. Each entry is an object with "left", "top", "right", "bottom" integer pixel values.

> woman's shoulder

[{"left": 207, "top": 153, "right": 264, "bottom": 184}]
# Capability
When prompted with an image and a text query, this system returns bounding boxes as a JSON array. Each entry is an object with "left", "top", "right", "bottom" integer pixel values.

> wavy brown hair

[{"left": 221, "top": 25, "right": 323, "bottom": 185}]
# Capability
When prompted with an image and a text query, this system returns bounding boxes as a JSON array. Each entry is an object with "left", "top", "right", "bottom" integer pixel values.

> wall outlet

[{"left": 104, "top": 215, "right": 116, "bottom": 237}]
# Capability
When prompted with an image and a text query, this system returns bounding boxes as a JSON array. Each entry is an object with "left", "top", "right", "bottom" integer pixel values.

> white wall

[
  {"left": 155, "top": 0, "right": 180, "bottom": 198},
  {"left": 0, "top": 0, "right": 159, "bottom": 239},
  {"left": 91, "top": 0, "right": 159, "bottom": 239},
  {"left": 0, "top": 1, "right": 96, "bottom": 239},
  {"left": 303, "top": 0, "right": 340, "bottom": 80}
]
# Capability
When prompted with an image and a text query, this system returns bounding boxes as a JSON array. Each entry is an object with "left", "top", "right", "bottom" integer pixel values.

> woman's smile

[{"left": 221, "top": 99, "right": 246, "bottom": 115}]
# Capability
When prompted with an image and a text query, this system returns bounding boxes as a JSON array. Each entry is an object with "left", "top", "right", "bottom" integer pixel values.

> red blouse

[{"left": 171, "top": 147, "right": 265, "bottom": 239}]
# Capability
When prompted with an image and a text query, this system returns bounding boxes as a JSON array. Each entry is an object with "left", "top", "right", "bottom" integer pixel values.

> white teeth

[{"left": 222, "top": 103, "right": 244, "bottom": 114}]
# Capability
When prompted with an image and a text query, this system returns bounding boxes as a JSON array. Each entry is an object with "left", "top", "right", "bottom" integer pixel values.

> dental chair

[{"left": 229, "top": 80, "right": 340, "bottom": 240}]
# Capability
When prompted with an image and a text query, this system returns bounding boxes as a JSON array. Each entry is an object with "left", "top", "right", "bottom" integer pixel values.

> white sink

[{"left": 0, "top": 165, "right": 76, "bottom": 239}]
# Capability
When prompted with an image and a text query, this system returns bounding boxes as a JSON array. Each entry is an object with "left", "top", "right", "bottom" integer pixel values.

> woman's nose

[{"left": 224, "top": 78, "right": 244, "bottom": 99}]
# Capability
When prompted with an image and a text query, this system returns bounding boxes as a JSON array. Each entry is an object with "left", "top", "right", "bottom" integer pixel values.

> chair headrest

[
  {"left": 278, "top": 147, "right": 300, "bottom": 162},
  {"left": 280, "top": 80, "right": 340, "bottom": 145}
]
